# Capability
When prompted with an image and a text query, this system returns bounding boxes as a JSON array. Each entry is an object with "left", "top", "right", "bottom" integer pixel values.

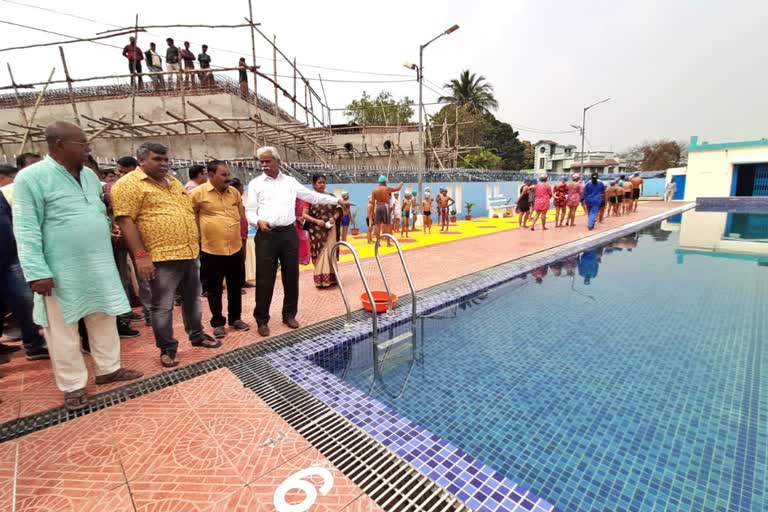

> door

[
  {"left": 672, "top": 175, "right": 686, "bottom": 200},
  {"left": 754, "top": 164, "right": 768, "bottom": 196}
]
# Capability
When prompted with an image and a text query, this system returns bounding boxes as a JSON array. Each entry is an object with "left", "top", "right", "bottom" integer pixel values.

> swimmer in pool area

[
  {"left": 621, "top": 175, "right": 633, "bottom": 215},
  {"left": 422, "top": 190, "right": 433, "bottom": 234},
  {"left": 605, "top": 180, "right": 617, "bottom": 217},
  {"left": 390, "top": 191, "right": 401, "bottom": 233},
  {"left": 340, "top": 192, "right": 351, "bottom": 241},
  {"left": 436, "top": 188, "right": 455, "bottom": 232},
  {"left": 598, "top": 179, "right": 608, "bottom": 223},
  {"left": 401, "top": 193, "right": 412, "bottom": 237},
  {"left": 630, "top": 172, "right": 643, "bottom": 213},
  {"left": 371, "top": 175, "right": 403, "bottom": 247},
  {"left": 366, "top": 195, "right": 374, "bottom": 244},
  {"left": 613, "top": 181, "right": 625, "bottom": 216}
]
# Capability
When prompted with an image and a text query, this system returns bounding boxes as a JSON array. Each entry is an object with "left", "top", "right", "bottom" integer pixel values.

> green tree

[
  {"left": 462, "top": 149, "right": 502, "bottom": 169},
  {"left": 344, "top": 91, "right": 414, "bottom": 126},
  {"left": 438, "top": 70, "right": 499, "bottom": 114},
  {"left": 429, "top": 105, "right": 527, "bottom": 170},
  {"left": 521, "top": 140, "right": 535, "bottom": 170}
]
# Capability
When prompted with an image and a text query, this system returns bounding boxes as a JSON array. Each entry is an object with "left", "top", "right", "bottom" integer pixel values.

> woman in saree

[
  {"left": 303, "top": 174, "right": 342, "bottom": 288},
  {"left": 294, "top": 198, "right": 311, "bottom": 266}
]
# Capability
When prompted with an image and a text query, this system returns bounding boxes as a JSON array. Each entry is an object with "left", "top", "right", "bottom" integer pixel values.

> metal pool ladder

[
  {"left": 331, "top": 235, "right": 419, "bottom": 385},
  {"left": 330, "top": 241, "right": 378, "bottom": 344}
]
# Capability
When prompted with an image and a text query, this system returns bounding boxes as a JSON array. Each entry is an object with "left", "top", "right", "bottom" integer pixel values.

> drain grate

[{"left": 231, "top": 357, "right": 469, "bottom": 512}]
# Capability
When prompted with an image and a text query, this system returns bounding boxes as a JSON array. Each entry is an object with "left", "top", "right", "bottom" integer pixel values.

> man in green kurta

[{"left": 13, "top": 121, "right": 142, "bottom": 411}]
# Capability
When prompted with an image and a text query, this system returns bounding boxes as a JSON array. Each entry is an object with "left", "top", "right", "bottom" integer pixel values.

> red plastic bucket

[{"left": 360, "top": 291, "right": 397, "bottom": 313}]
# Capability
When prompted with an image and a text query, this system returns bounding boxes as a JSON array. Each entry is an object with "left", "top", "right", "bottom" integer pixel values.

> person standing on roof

[
  {"left": 165, "top": 38, "right": 181, "bottom": 89},
  {"left": 180, "top": 41, "right": 196, "bottom": 87},
  {"left": 122, "top": 36, "right": 144, "bottom": 90},
  {"left": 144, "top": 42, "right": 165, "bottom": 90}
]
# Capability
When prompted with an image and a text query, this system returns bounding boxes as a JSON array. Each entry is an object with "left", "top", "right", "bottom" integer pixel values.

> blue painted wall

[{"left": 311, "top": 178, "right": 666, "bottom": 232}]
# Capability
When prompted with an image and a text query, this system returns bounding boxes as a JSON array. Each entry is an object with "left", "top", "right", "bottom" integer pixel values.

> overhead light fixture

[{"left": 446, "top": 24, "right": 460, "bottom": 34}]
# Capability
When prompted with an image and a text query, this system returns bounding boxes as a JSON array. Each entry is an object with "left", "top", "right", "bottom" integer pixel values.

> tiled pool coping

[{"left": 266, "top": 204, "right": 693, "bottom": 512}]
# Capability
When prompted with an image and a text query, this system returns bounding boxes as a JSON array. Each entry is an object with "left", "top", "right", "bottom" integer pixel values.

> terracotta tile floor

[
  {"left": 0, "top": 203, "right": 677, "bottom": 423},
  {"left": 4, "top": 368, "right": 383, "bottom": 512}
]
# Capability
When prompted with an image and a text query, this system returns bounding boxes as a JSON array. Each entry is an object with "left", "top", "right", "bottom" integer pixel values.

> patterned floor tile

[
  {"left": 247, "top": 447, "right": 365, "bottom": 511},
  {"left": 78, "top": 483, "right": 135, "bottom": 512},
  {"left": 15, "top": 411, "right": 126, "bottom": 510},
  {"left": 204, "top": 485, "right": 259, "bottom": 512},
  {"left": 177, "top": 370, "right": 313, "bottom": 484},
  {"left": 0, "top": 440, "right": 17, "bottom": 481},
  {"left": 128, "top": 476, "right": 244, "bottom": 512}
]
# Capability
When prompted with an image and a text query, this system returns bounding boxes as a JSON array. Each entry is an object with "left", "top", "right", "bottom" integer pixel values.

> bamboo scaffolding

[
  {"left": 18, "top": 68, "right": 56, "bottom": 153},
  {"left": 6, "top": 64, "right": 30, "bottom": 128},
  {"left": 96, "top": 23, "right": 257, "bottom": 35},
  {"left": 0, "top": 29, "right": 145, "bottom": 53},
  {"left": 58, "top": 47, "right": 81, "bottom": 126}
]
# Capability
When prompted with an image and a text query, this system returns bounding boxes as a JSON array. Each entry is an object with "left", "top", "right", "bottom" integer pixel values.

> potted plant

[
  {"left": 464, "top": 201, "right": 475, "bottom": 221},
  {"left": 450, "top": 209, "right": 457, "bottom": 223},
  {"left": 350, "top": 208, "right": 360, "bottom": 236}
]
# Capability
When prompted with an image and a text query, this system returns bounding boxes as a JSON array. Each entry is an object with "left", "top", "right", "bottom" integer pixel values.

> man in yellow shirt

[
  {"left": 111, "top": 142, "right": 218, "bottom": 368},
  {"left": 189, "top": 161, "right": 250, "bottom": 339}
]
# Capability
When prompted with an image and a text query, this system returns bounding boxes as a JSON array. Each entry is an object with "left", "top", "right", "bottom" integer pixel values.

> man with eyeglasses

[{"left": 12, "top": 121, "right": 142, "bottom": 411}]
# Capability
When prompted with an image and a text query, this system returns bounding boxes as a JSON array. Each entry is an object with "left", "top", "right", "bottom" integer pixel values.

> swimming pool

[{"left": 312, "top": 217, "right": 768, "bottom": 511}]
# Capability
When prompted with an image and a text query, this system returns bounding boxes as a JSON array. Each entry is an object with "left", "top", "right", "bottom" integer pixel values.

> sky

[{"left": 0, "top": 0, "right": 766, "bottom": 152}]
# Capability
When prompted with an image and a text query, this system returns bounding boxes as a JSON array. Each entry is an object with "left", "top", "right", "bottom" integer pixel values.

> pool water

[{"left": 314, "top": 220, "right": 768, "bottom": 511}]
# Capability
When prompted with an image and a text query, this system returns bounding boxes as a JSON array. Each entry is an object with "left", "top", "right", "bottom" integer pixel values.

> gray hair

[
  {"left": 137, "top": 142, "right": 168, "bottom": 160},
  {"left": 256, "top": 146, "right": 281, "bottom": 161}
]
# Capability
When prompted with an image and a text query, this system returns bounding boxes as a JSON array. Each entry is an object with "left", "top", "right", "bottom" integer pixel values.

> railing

[
  {"left": 330, "top": 241, "right": 378, "bottom": 344},
  {"left": 373, "top": 234, "right": 417, "bottom": 324}
]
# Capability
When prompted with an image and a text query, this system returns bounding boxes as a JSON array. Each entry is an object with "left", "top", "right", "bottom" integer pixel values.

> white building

[
  {"left": 667, "top": 135, "right": 768, "bottom": 201},
  {"left": 533, "top": 140, "right": 576, "bottom": 173}
]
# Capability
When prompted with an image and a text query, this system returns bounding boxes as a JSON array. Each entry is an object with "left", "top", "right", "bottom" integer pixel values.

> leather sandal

[
  {"left": 95, "top": 368, "right": 143, "bottom": 385},
  {"left": 64, "top": 388, "right": 89, "bottom": 411},
  {"left": 160, "top": 353, "right": 178, "bottom": 368}
]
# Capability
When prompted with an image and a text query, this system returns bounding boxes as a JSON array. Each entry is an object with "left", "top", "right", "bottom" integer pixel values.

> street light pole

[
  {"left": 579, "top": 97, "right": 611, "bottom": 174},
  {"left": 412, "top": 24, "right": 459, "bottom": 202}
]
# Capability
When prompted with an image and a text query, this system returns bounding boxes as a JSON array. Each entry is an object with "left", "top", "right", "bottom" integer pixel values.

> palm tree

[{"left": 438, "top": 70, "right": 499, "bottom": 114}]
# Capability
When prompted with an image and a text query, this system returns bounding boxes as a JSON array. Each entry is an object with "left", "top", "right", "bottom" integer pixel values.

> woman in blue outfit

[{"left": 582, "top": 173, "right": 605, "bottom": 231}]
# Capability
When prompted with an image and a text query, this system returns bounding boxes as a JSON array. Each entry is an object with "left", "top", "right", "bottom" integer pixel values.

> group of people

[
  {"left": 122, "top": 36, "right": 255, "bottom": 94},
  {"left": 2, "top": 120, "right": 349, "bottom": 411},
  {"left": 517, "top": 172, "right": 644, "bottom": 231},
  {"left": 365, "top": 178, "right": 456, "bottom": 244}
]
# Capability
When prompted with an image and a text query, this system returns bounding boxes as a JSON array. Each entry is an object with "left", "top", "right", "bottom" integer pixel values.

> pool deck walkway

[{"left": 0, "top": 201, "right": 680, "bottom": 511}]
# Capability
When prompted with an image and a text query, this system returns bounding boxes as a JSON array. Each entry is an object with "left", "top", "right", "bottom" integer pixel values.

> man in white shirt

[{"left": 245, "top": 147, "right": 349, "bottom": 336}]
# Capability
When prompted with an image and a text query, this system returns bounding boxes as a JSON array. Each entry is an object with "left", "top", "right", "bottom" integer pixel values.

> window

[
  {"left": 539, "top": 147, "right": 546, "bottom": 154},
  {"left": 565, "top": 148, "right": 572, "bottom": 156},
  {"left": 539, "top": 157, "right": 545, "bottom": 169}
]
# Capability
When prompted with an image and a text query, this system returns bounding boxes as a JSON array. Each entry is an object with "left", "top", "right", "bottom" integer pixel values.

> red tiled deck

[{"left": 3, "top": 368, "right": 383, "bottom": 512}]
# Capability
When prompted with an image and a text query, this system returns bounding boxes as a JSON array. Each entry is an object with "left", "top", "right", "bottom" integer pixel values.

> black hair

[
  {"left": 15, "top": 152, "right": 40, "bottom": 169},
  {"left": 188, "top": 164, "right": 206, "bottom": 180},
  {"left": 312, "top": 173, "right": 327, "bottom": 184},
  {"left": 116, "top": 156, "right": 138, "bottom": 168},
  {"left": 184, "top": 41, "right": 190, "bottom": 46},
  {"left": 230, "top": 177, "right": 243, "bottom": 191},
  {"left": 166, "top": 38, "right": 174, "bottom": 44},
  {"left": 206, "top": 160, "right": 226, "bottom": 174},
  {"left": 86, "top": 154, "right": 99, "bottom": 172},
  {"left": 0, "top": 165, "right": 17, "bottom": 177},
  {"left": 137, "top": 142, "right": 168, "bottom": 160},
  {"left": 202, "top": 44, "right": 208, "bottom": 50}
]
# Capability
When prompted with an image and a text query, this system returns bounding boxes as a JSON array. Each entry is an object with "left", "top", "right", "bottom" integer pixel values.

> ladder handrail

[
  {"left": 331, "top": 241, "right": 378, "bottom": 344},
  {"left": 373, "top": 234, "right": 417, "bottom": 324}
]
